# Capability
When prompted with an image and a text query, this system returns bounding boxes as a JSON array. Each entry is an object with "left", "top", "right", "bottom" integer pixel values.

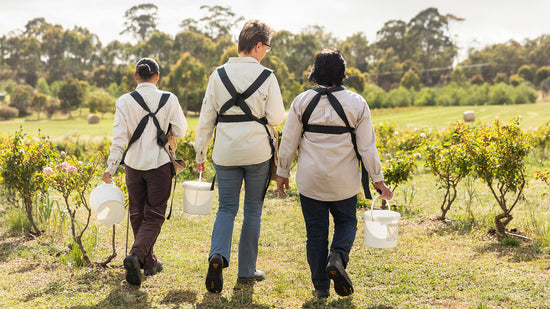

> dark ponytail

[{"left": 135, "top": 58, "right": 159, "bottom": 80}]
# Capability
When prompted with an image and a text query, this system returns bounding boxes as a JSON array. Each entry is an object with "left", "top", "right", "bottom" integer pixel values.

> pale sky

[{"left": 1, "top": 0, "right": 550, "bottom": 61}]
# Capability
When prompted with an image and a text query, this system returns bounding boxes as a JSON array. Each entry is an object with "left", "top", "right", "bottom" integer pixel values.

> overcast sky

[{"left": 1, "top": 0, "right": 550, "bottom": 61}]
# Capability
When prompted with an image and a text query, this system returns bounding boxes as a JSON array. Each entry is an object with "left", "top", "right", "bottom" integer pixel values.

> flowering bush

[
  {"left": 0, "top": 129, "right": 55, "bottom": 235},
  {"left": 43, "top": 152, "right": 116, "bottom": 267}
]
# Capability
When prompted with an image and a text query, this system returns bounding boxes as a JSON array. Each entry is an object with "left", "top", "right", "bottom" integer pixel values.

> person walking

[
  {"left": 276, "top": 49, "right": 393, "bottom": 299},
  {"left": 193, "top": 20, "right": 285, "bottom": 293},
  {"left": 103, "top": 58, "right": 187, "bottom": 286}
]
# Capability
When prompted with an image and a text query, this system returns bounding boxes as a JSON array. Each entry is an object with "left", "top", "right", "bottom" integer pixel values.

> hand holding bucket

[
  {"left": 89, "top": 183, "right": 125, "bottom": 225},
  {"left": 363, "top": 195, "right": 401, "bottom": 248},
  {"left": 182, "top": 167, "right": 215, "bottom": 215}
]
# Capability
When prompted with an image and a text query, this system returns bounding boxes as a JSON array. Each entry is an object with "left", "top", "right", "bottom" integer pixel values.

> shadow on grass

[
  {"left": 196, "top": 281, "right": 271, "bottom": 309},
  {"left": 474, "top": 242, "right": 543, "bottom": 262},
  {"left": 302, "top": 296, "right": 394, "bottom": 309},
  {"left": 0, "top": 235, "right": 27, "bottom": 262},
  {"left": 160, "top": 289, "right": 197, "bottom": 305}
]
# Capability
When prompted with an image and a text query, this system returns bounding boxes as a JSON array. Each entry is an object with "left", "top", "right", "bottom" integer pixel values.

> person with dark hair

[
  {"left": 193, "top": 20, "right": 285, "bottom": 293},
  {"left": 276, "top": 49, "right": 393, "bottom": 299},
  {"left": 103, "top": 57, "right": 187, "bottom": 286}
]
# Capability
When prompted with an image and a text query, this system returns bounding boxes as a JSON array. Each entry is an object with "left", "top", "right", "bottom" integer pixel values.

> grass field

[
  {"left": 1, "top": 102, "right": 549, "bottom": 139},
  {"left": 1, "top": 104, "right": 550, "bottom": 308}
]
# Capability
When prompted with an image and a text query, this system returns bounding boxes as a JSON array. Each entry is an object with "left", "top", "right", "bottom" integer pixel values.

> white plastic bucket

[
  {"left": 182, "top": 180, "right": 214, "bottom": 215},
  {"left": 89, "top": 183, "right": 125, "bottom": 225},
  {"left": 363, "top": 196, "right": 401, "bottom": 248}
]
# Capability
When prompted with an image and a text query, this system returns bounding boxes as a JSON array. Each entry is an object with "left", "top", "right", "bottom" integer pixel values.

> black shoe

[
  {"left": 124, "top": 253, "right": 144, "bottom": 286},
  {"left": 205, "top": 253, "right": 224, "bottom": 293},
  {"left": 144, "top": 260, "right": 163, "bottom": 276},
  {"left": 326, "top": 252, "right": 354, "bottom": 296},
  {"left": 312, "top": 289, "right": 330, "bottom": 299},
  {"left": 237, "top": 270, "right": 265, "bottom": 283}
]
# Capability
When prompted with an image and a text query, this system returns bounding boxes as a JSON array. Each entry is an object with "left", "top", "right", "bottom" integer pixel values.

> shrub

[
  {"left": 0, "top": 129, "right": 55, "bottom": 235},
  {"left": 413, "top": 88, "right": 436, "bottom": 106},
  {"left": 487, "top": 83, "right": 513, "bottom": 105},
  {"left": 0, "top": 105, "right": 19, "bottom": 120},
  {"left": 386, "top": 86, "right": 412, "bottom": 108},
  {"left": 511, "top": 83, "right": 538, "bottom": 104},
  {"left": 362, "top": 83, "right": 387, "bottom": 109},
  {"left": 464, "top": 118, "right": 531, "bottom": 237},
  {"left": 423, "top": 122, "right": 472, "bottom": 220}
]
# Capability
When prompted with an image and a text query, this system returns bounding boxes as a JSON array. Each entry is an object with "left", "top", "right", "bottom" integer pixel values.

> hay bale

[
  {"left": 87, "top": 114, "right": 100, "bottom": 124},
  {"left": 463, "top": 110, "right": 475, "bottom": 122}
]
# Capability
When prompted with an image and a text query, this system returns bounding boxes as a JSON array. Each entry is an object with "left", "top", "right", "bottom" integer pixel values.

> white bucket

[
  {"left": 182, "top": 180, "right": 214, "bottom": 215},
  {"left": 89, "top": 183, "right": 125, "bottom": 225},
  {"left": 363, "top": 196, "right": 401, "bottom": 248}
]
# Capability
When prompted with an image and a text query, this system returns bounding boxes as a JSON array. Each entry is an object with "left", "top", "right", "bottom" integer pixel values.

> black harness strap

[
  {"left": 121, "top": 91, "right": 178, "bottom": 219},
  {"left": 301, "top": 87, "right": 372, "bottom": 199},
  {"left": 215, "top": 67, "right": 276, "bottom": 197}
]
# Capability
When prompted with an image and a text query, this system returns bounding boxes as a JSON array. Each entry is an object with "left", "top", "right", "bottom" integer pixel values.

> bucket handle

[{"left": 370, "top": 195, "right": 395, "bottom": 217}]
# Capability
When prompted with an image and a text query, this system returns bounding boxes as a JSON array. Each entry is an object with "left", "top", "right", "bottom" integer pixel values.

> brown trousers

[{"left": 125, "top": 162, "right": 172, "bottom": 269}]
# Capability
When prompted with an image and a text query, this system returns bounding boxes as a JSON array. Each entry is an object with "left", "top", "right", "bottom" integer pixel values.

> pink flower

[
  {"left": 414, "top": 153, "right": 422, "bottom": 159},
  {"left": 60, "top": 151, "right": 66, "bottom": 156},
  {"left": 60, "top": 161, "right": 69, "bottom": 168},
  {"left": 43, "top": 167, "right": 53, "bottom": 175},
  {"left": 67, "top": 166, "right": 78, "bottom": 173},
  {"left": 385, "top": 153, "right": 391, "bottom": 157},
  {"left": 420, "top": 133, "right": 427, "bottom": 138},
  {"left": 188, "top": 142, "right": 194, "bottom": 146}
]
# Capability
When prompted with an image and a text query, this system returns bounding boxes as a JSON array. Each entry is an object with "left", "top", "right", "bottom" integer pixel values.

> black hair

[
  {"left": 136, "top": 58, "right": 159, "bottom": 80},
  {"left": 308, "top": 49, "right": 347, "bottom": 87}
]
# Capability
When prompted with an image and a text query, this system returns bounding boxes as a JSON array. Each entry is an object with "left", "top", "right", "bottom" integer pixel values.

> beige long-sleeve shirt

[
  {"left": 277, "top": 87, "right": 384, "bottom": 202},
  {"left": 105, "top": 82, "right": 187, "bottom": 175},
  {"left": 194, "top": 57, "right": 285, "bottom": 166}
]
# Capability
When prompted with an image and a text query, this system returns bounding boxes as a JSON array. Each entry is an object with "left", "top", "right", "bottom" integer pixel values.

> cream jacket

[
  {"left": 277, "top": 87, "right": 384, "bottom": 201},
  {"left": 194, "top": 57, "right": 285, "bottom": 166},
  {"left": 105, "top": 83, "right": 187, "bottom": 175}
]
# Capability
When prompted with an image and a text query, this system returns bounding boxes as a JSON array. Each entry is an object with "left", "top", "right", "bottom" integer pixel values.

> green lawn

[
  {"left": 1, "top": 102, "right": 548, "bottom": 139},
  {"left": 0, "top": 104, "right": 549, "bottom": 308}
]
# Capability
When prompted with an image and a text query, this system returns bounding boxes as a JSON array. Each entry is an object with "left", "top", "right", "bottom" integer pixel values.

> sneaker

[
  {"left": 312, "top": 289, "right": 330, "bottom": 299},
  {"left": 144, "top": 260, "right": 163, "bottom": 276},
  {"left": 205, "top": 253, "right": 224, "bottom": 293},
  {"left": 237, "top": 270, "right": 265, "bottom": 283},
  {"left": 123, "top": 253, "right": 144, "bottom": 286},
  {"left": 326, "top": 252, "right": 354, "bottom": 296}
]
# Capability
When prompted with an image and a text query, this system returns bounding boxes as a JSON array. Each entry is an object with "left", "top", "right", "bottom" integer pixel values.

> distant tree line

[{"left": 0, "top": 4, "right": 548, "bottom": 119}]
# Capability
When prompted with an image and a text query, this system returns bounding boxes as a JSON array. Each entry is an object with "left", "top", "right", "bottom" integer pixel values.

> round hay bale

[
  {"left": 87, "top": 114, "right": 100, "bottom": 124},
  {"left": 463, "top": 110, "right": 475, "bottom": 122}
]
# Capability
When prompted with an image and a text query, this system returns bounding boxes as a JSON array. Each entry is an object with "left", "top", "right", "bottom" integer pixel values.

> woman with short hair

[{"left": 193, "top": 20, "right": 285, "bottom": 293}]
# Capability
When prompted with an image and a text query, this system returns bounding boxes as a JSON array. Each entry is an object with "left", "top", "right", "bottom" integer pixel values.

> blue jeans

[
  {"left": 210, "top": 160, "right": 270, "bottom": 277},
  {"left": 300, "top": 194, "right": 358, "bottom": 291}
]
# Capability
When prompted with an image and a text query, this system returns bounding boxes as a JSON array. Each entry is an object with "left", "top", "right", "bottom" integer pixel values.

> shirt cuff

[{"left": 276, "top": 166, "right": 291, "bottom": 178}]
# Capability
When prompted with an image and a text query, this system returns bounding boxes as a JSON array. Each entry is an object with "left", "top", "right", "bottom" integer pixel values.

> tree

[
  {"left": 87, "top": 88, "right": 115, "bottom": 115},
  {"left": 339, "top": 32, "right": 372, "bottom": 72},
  {"left": 535, "top": 66, "right": 550, "bottom": 86},
  {"left": 345, "top": 67, "right": 367, "bottom": 93},
  {"left": 9, "top": 84, "right": 34, "bottom": 116},
  {"left": 58, "top": 76, "right": 84, "bottom": 118},
  {"left": 163, "top": 52, "right": 207, "bottom": 114},
  {"left": 36, "top": 77, "right": 50, "bottom": 95},
  {"left": 180, "top": 5, "right": 244, "bottom": 42},
  {"left": 407, "top": 7, "right": 456, "bottom": 86},
  {"left": 31, "top": 92, "right": 47, "bottom": 120},
  {"left": 400, "top": 68, "right": 421, "bottom": 90},
  {"left": 120, "top": 3, "right": 159, "bottom": 42}
]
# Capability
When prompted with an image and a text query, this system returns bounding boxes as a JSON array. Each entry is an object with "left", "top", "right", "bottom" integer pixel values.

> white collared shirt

[
  {"left": 105, "top": 83, "right": 187, "bottom": 174},
  {"left": 277, "top": 87, "right": 384, "bottom": 202},
  {"left": 194, "top": 57, "right": 285, "bottom": 166}
]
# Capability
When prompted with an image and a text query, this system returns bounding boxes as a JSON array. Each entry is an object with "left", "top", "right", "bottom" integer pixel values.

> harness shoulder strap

[
  {"left": 122, "top": 92, "right": 171, "bottom": 163},
  {"left": 217, "top": 67, "right": 272, "bottom": 116}
]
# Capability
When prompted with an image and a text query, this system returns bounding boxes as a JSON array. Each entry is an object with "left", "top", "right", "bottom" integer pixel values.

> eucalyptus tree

[
  {"left": 120, "top": 3, "right": 159, "bottom": 42},
  {"left": 179, "top": 5, "right": 244, "bottom": 42}
]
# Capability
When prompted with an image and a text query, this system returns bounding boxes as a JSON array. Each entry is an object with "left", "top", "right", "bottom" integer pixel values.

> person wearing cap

[
  {"left": 103, "top": 58, "right": 187, "bottom": 286},
  {"left": 193, "top": 20, "right": 285, "bottom": 293},
  {"left": 276, "top": 49, "right": 393, "bottom": 299}
]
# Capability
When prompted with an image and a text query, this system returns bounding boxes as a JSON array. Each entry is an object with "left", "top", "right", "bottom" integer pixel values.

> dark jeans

[
  {"left": 300, "top": 194, "right": 358, "bottom": 291},
  {"left": 126, "top": 162, "right": 172, "bottom": 269}
]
